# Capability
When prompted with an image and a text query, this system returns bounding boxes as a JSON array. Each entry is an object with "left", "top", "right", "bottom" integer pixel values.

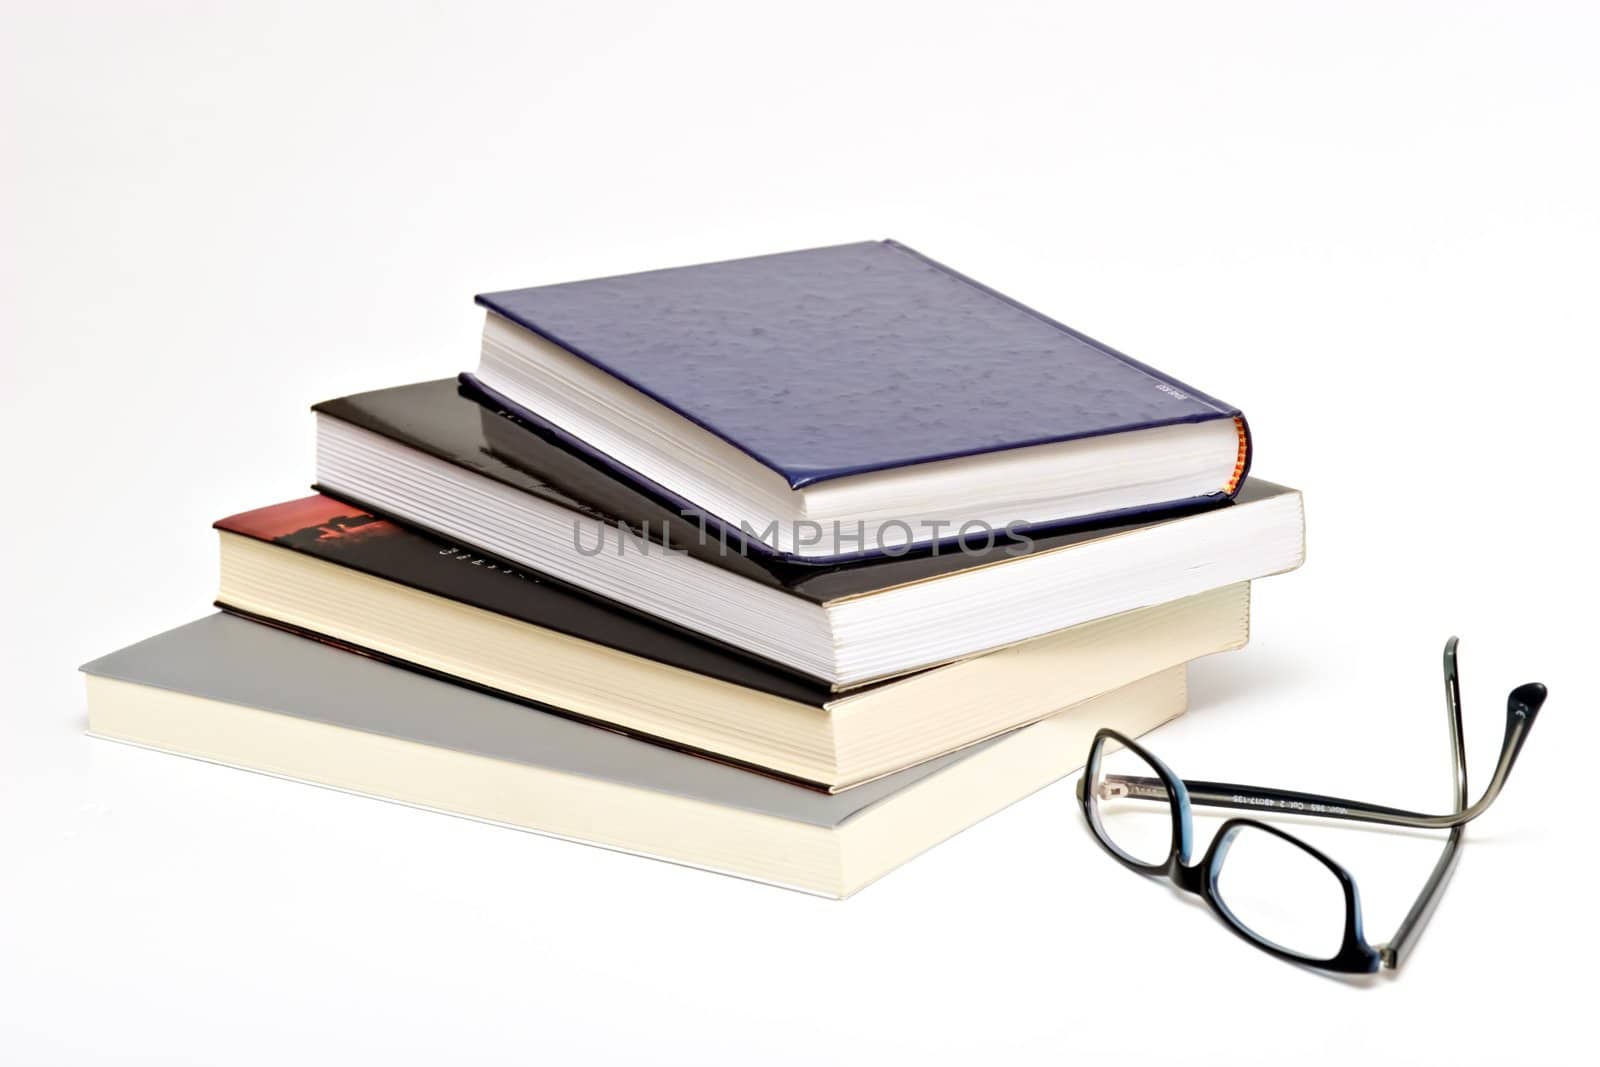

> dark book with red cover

[{"left": 215, "top": 495, "right": 830, "bottom": 705}]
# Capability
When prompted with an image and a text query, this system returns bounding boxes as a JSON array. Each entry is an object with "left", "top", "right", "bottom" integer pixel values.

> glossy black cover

[
  {"left": 313, "top": 379, "right": 1293, "bottom": 604},
  {"left": 215, "top": 495, "right": 834, "bottom": 706}
]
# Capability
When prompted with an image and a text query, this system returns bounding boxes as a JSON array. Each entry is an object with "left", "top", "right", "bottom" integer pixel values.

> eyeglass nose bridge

[
  {"left": 1173, "top": 854, "right": 1207, "bottom": 894},
  {"left": 1168, "top": 818, "right": 1255, "bottom": 894}
]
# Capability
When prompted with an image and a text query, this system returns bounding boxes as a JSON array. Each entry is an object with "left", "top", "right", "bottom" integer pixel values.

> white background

[{"left": 3, "top": 2, "right": 1597, "bottom": 1062}]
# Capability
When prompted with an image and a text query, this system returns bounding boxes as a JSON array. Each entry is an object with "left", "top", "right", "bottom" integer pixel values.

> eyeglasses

[{"left": 1077, "top": 638, "right": 1545, "bottom": 974}]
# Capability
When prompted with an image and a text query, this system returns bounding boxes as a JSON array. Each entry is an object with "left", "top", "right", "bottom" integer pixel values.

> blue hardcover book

[{"left": 467, "top": 240, "right": 1250, "bottom": 561}]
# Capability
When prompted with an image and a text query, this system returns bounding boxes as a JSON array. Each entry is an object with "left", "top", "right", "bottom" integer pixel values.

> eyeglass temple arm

[
  {"left": 1096, "top": 653, "right": 1545, "bottom": 834},
  {"left": 1375, "top": 637, "right": 1471, "bottom": 968},
  {"left": 1102, "top": 687, "right": 1540, "bottom": 829}
]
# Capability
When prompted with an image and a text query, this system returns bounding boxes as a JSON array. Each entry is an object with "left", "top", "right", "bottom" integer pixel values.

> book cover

[{"left": 473, "top": 240, "right": 1249, "bottom": 489}]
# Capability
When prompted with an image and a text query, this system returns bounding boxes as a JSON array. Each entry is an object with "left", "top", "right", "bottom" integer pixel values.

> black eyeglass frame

[{"left": 1076, "top": 638, "right": 1546, "bottom": 974}]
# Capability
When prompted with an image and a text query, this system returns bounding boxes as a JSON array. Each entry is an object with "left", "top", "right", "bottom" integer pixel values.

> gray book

[{"left": 82, "top": 614, "right": 1190, "bottom": 897}]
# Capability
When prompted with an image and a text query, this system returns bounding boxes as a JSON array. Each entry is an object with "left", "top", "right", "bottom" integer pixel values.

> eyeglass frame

[{"left": 1075, "top": 638, "right": 1546, "bottom": 973}]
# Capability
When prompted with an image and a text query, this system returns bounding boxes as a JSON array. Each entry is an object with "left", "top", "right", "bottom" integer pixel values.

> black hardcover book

[{"left": 312, "top": 379, "right": 1304, "bottom": 687}]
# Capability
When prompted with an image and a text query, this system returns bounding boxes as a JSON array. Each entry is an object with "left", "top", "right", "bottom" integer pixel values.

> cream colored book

[
  {"left": 83, "top": 614, "right": 1192, "bottom": 898},
  {"left": 216, "top": 499, "right": 1249, "bottom": 790}
]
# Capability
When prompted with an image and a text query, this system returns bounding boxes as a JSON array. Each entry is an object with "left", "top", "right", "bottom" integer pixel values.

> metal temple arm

[
  {"left": 1095, "top": 678, "right": 1543, "bottom": 833},
  {"left": 1379, "top": 637, "right": 1473, "bottom": 968}
]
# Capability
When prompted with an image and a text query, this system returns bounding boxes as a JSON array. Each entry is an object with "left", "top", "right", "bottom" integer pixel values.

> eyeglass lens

[
  {"left": 1086, "top": 740, "right": 1173, "bottom": 866},
  {"left": 1212, "top": 825, "right": 1347, "bottom": 960}
]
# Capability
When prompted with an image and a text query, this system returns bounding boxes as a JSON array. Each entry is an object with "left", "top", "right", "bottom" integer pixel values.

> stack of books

[{"left": 82, "top": 240, "right": 1304, "bottom": 897}]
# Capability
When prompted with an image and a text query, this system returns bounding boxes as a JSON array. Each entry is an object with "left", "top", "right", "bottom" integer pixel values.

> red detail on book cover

[{"left": 215, "top": 495, "right": 397, "bottom": 542}]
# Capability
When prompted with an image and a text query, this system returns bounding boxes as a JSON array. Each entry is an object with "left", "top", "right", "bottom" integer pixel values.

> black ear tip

[{"left": 1509, "top": 682, "right": 1547, "bottom": 717}]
